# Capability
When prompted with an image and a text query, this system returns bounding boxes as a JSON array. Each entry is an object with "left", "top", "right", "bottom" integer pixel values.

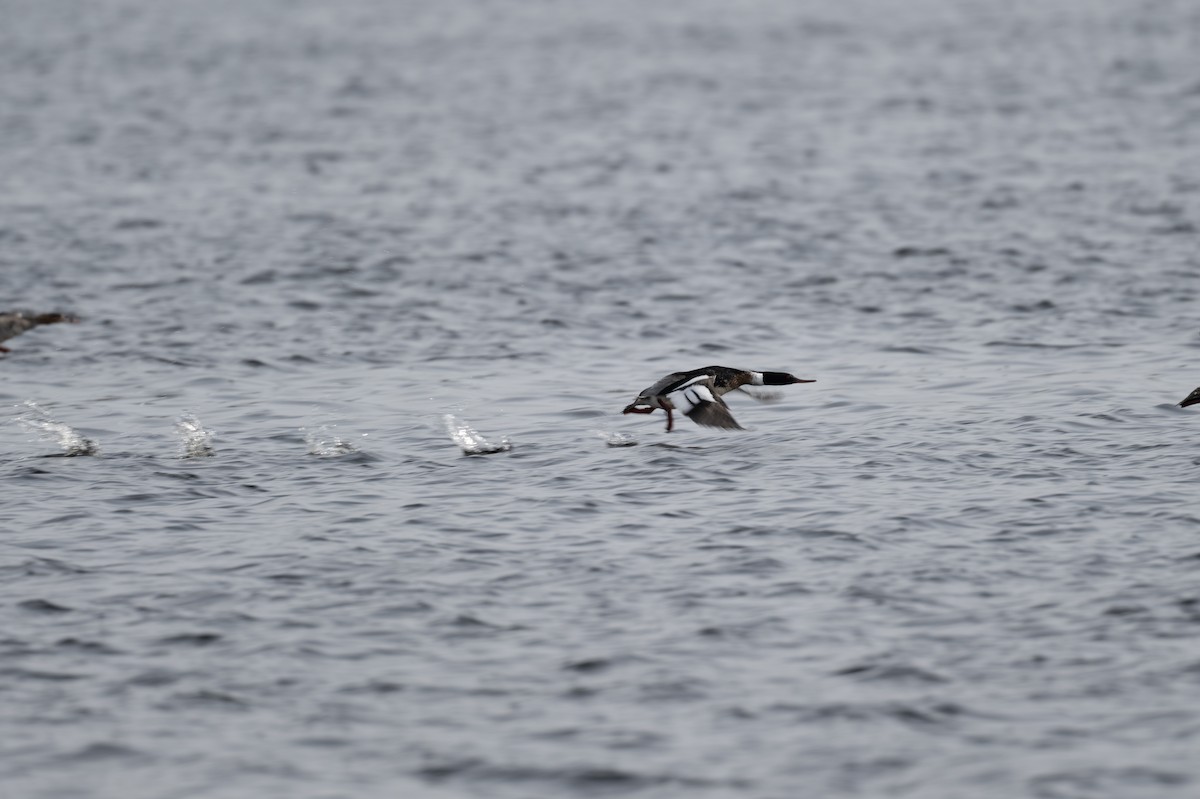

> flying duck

[
  {"left": 622, "top": 366, "right": 815, "bottom": 432},
  {"left": 0, "top": 311, "right": 79, "bottom": 353},
  {"left": 1180, "top": 387, "right": 1200, "bottom": 408}
]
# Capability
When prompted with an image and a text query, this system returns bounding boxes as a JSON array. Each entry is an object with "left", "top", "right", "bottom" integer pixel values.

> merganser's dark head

[
  {"left": 1180, "top": 387, "right": 1200, "bottom": 408},
  {"left": 760, "top": 371, "right": 816, "bottom": 386}
]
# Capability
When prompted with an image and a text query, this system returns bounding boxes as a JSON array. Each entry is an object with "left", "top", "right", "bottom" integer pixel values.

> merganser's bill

[
  {"left": 0, "top": 311, "right": 79, "bottom": 353},
  {"left": 1180, "top": 387, "right": 1200, "bottom": 408},
  {"left": 622, "top": 366, "right": 815, "bottom": 432}
]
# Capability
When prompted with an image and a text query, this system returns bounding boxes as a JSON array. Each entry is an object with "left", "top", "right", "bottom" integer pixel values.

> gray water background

[{"left": 3, "top": 0, "right": 1200, "bottom": 797}]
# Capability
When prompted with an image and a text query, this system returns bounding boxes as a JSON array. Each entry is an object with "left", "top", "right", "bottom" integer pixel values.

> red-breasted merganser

[
  {"left": 622, "top": 366, "right": 815, "bottom": 432},
  {"left": 0, "top": 311, "right": 79, "bottom": 353},
  {"left": 1180, "top": 387, "right": 1200, "bottom": 408}
]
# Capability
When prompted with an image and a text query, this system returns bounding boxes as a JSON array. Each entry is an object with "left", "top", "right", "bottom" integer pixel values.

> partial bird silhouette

[{"left": 0, "top": 311, "right": 80, "bottom": 353}]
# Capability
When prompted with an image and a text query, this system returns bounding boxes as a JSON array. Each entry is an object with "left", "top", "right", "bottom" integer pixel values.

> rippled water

[{"left": 3, "top": 1, "right": 1200, "bottom": 797}]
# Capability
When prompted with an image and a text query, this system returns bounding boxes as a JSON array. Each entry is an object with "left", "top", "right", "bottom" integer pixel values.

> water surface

[{"left": 2, "top": 1, "right": 1200, "bottom": 797}]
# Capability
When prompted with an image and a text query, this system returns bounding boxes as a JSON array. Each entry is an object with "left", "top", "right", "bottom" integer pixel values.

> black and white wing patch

[{"left": 667, "top": 378, "right": 744, "bottom": 430}]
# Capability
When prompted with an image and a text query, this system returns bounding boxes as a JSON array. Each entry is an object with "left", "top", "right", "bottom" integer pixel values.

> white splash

[
  {"left": 303, "top": 425, "right": 359, "bottom": 457},
  {"left": 174, "top": 413, "right": 215, "bottom": 458},
  {"left": 596, "top": 430, "right": 638, "bottom": 447},
  {"left": 443, "top": 414, "right": 511, "bottom": 455},
  {"left": 16, "top": 401, "right": 99, "bottom": 456}
]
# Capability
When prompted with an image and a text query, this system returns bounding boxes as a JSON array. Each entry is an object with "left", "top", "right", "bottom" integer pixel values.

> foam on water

[
  {"left": 303, "top": 425, "right": 360, "bottom": 457},
  {"left": 597, "top": 430, "right": 638, "bottom": 447},
  {"left": 443, "top": 414, "right": 512, "bottom": 455},
  {"left": 16, "top": 401, "right": 99, "bottom": 456},
  {"left": 173, "top": 413, "right": 215, "bottom": 458}
]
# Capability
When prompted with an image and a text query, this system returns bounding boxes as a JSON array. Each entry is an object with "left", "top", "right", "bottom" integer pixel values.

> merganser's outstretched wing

[{"left": 666, "top": 378, "right": 744, "bottom": 430}]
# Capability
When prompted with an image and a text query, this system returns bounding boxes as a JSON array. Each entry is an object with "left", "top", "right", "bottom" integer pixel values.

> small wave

[
  {"left": 174, "top": 413, "right": 214, "bottom": 458},
  {"left": 303, "top": 425, "right": 359, "bottom": 457},
  {"left": 834, "top": 661, "right": 948, "bottom": 684},
  {"left": 984, "top": 340, "right": 1083, "bottom": 349},
  {"left": 66, "top": 742, "right": 145, "bottom": 762},
  {"left": 443, "top": 414, "right": 511, "bottom": 455},
  {"left": 16, "top": 401, "right": 99, "bottom": 456},
  {"left": 414, "top": 758, "right": 737, "bottom": 792},
  {"left": 17, "top": 598, "right": 72, "bottom": 613}
]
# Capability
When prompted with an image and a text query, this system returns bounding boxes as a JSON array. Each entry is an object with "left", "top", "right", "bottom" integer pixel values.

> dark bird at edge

[
  {"left": 0, "top": 311, "right": 80, "bottom": 353},
  {"left": 1180, "top": 387, "right": 1200, "bottom": 408},
  {"left": 622, "top": 365, "right": 815, "bottom": 432}
]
